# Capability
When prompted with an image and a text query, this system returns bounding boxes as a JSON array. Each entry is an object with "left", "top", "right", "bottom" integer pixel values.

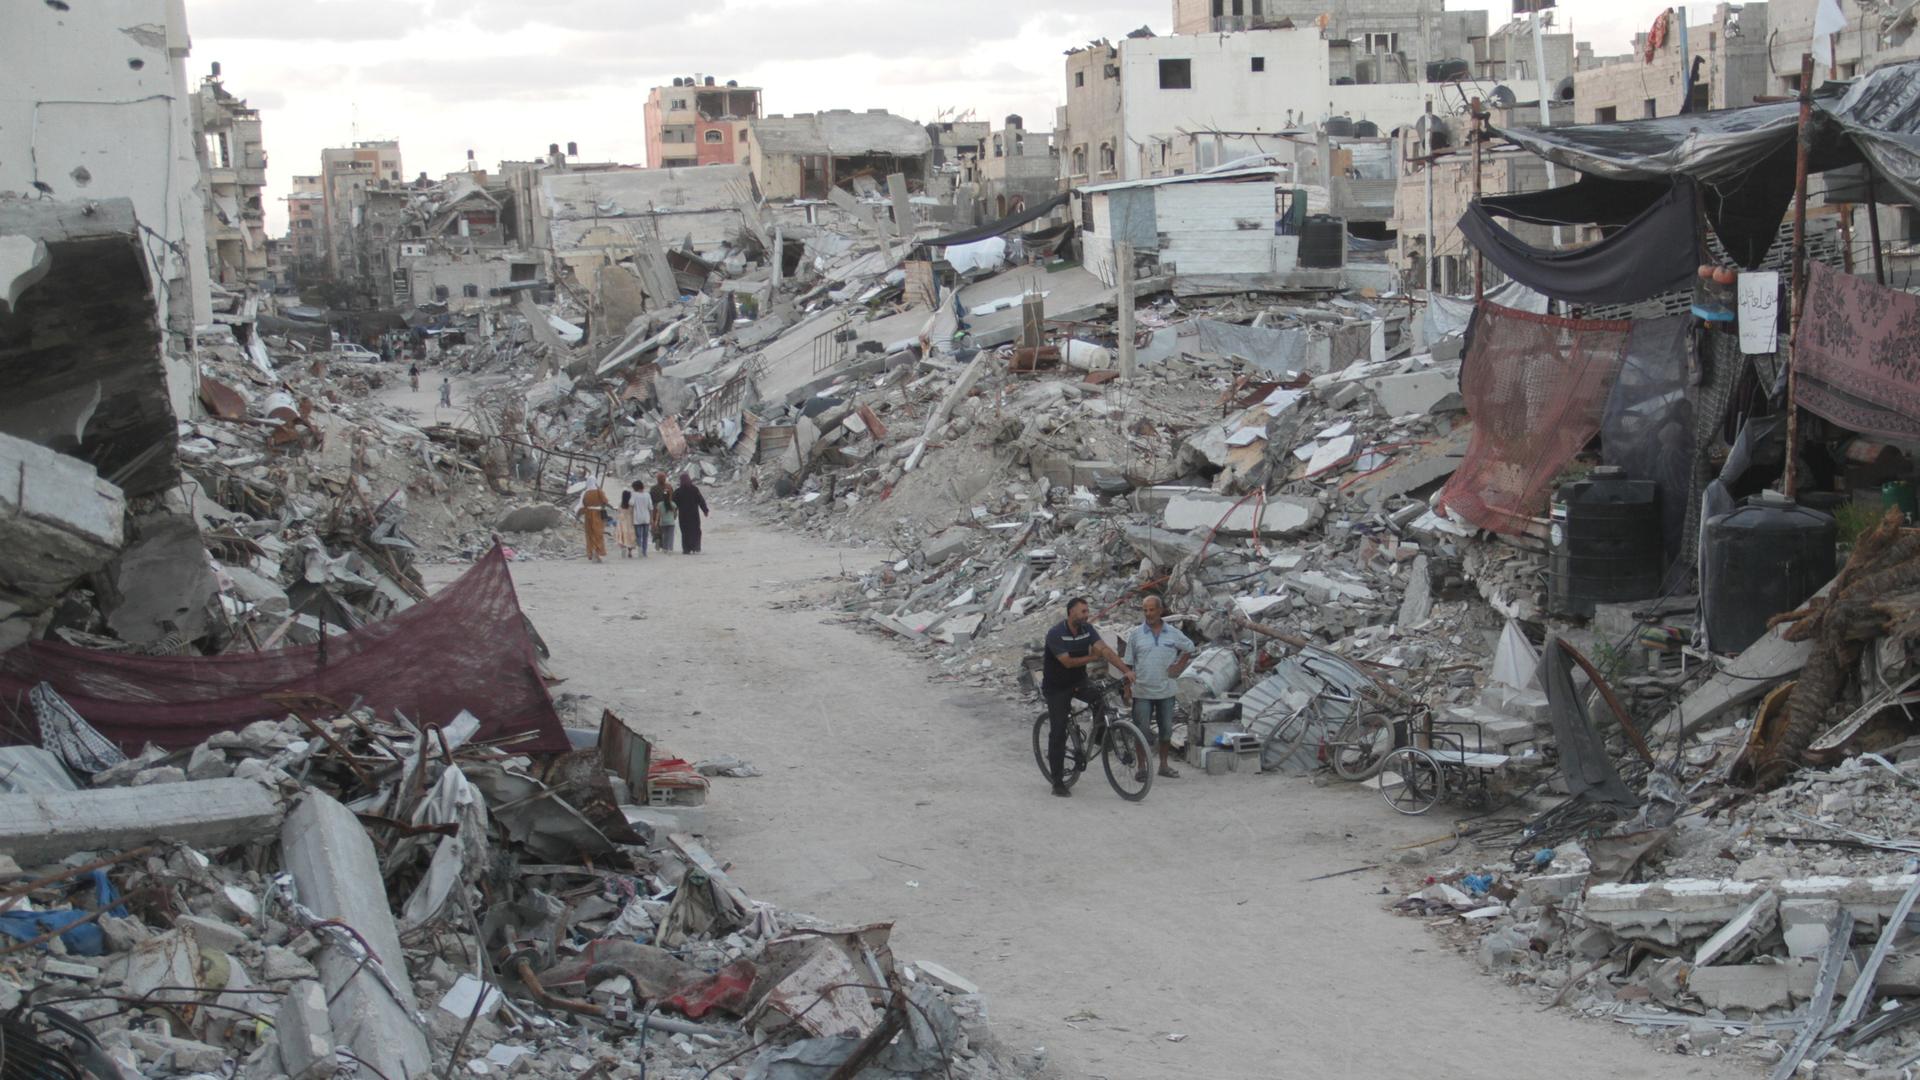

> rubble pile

[{"left": 0, "top": 705, "right": 1034, "bottom": 1080}]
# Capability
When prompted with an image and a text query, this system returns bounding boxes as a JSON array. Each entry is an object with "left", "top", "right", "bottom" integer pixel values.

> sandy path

[{"left": 425, "top": 512, "right": 1742, "bottom": 1080}]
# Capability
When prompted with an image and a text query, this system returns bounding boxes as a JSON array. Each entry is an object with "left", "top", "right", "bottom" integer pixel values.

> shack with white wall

[{"left": 1078, "top": 169, "right": 1388, "bottom": 291}]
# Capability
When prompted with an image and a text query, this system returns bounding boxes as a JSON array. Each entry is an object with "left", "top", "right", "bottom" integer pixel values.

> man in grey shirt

[{"left": 1122, "top": 595, "right": 1194, "bottom": 779}]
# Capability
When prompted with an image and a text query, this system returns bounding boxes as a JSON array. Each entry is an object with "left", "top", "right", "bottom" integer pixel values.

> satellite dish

[{"left": 1489, "top": 84, "right": 1518, "bottom": 109}]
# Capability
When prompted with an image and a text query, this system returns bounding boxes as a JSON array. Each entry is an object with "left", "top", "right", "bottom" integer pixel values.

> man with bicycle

[{"left": 1042, "top": 597, "right": 1133, "bottom": 798}]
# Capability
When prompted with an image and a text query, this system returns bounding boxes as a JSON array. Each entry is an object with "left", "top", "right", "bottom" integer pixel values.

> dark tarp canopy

[
  {"left": 1486, "top": 61, "right": 1920, "bottom": 267},
  {"left": 1459, "top": 178, "right": 1699, "bottom": 303},
  {"left": 923, "top": 191, "right": 1071, "bottom": 248}
]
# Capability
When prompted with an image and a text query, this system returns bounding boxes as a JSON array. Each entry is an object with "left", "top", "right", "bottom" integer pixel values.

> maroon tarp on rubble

[
  {"left": 0, "top": 545, "right": 569, "bottom": 753},
  {"left": 1437, "top": 303, "right": 1631, "bottom": 536}
]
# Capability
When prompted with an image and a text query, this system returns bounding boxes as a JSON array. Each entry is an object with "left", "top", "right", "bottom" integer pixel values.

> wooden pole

[
  {"left": 1470, "top": 97, "right": 1485, "bottom": 304},
  {"left": 1866, "top": 168, "right": 1887, "bottom": 285},
  {"left": 1784, "top": 52, "right": 1815, "bottom": 501}
]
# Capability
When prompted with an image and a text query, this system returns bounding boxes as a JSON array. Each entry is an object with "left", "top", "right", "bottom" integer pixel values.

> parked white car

[{"left": 332, "top": 343, "right": 381, "bottom": 362}]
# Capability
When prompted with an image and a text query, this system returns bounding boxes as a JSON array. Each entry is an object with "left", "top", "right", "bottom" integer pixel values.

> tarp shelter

[
  {"left": 0, "top": 545, "right": 569, "bottom": 753},
  {"left": 1483, "top": 59, "right": 1920, "bottom": 268},
  {"left": 1460, "top": 178, "right": 1700, "bottom": 303}
]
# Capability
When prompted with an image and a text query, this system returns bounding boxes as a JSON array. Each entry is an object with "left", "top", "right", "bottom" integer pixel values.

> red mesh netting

[
  {"left": 0, "top": 545, "right": 568, "bottom": 753},
  {"left": 1437, "top": 303, "right": 1631, "bottom": 536}
]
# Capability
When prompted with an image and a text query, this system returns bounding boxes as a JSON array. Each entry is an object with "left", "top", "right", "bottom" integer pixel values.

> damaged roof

[
  {"left": 541, "top": 164, "right": 753, "bottom": 220},
  {"left": 749, "top": 110, "right": 933, "bottom": 158}
]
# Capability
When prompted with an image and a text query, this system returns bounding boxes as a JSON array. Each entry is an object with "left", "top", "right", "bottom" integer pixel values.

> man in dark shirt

[{"left": 1041, "top": 597, "right": 1133, "bottom": 797}]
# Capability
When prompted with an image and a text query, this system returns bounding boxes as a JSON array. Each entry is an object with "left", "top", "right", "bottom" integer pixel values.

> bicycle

[{"left": 1028, "top": 679, "right": 1154, "bottom": 802}]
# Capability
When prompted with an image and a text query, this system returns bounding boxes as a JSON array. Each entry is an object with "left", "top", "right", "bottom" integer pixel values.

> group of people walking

[{"left": 579, "top": 472, "right": 709, "bottom": 563}]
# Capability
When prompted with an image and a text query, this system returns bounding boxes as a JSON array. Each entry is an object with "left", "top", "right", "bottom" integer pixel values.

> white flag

[{"left": 1813, "top": 0, "right": 1847, "bottom": 71}]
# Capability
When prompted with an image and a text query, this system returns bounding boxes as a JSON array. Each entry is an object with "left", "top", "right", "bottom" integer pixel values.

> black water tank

[
  {"left": 1548, "top": 467, "right": 1662, "bottom": 617},
  {"left": 1298, "top": 215, "right": 1344, "bottom": 268},
  {"left": 1323, "top": 116, "right": 1356, "bottom": 137},
  {"left": 1354, "top": 119, "right": 1380, "bottom": 137},
  {"left": 1704, "top": 494, "right": 1837, "bottom": 653}
]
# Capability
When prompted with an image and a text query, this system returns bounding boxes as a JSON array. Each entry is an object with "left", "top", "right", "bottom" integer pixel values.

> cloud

[{"left": 191, "top": 0, "right": 429, "bottom": 41}]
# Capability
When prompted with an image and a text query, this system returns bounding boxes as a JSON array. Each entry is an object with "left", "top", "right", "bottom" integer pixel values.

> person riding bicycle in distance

[{"left": 1042, "top": 597, "right": 1133, "bottom": 798}]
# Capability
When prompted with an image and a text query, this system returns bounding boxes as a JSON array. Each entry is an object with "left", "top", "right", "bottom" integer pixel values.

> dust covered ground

[{"left": 426, "top": 514, "right": 1745, "bottom": 1080}]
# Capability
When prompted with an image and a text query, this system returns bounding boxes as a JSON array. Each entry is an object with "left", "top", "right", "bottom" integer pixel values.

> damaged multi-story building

[
  {"left": 1058, "top": 0, "right": 1499, "bottom": 194},
  {"left": 319, "top": 140, "right": 405, "bottom": 296},
  {"left": 975, "top": 115, "right": 1059, "bottom": 220},
  {"left": 743, "top": 110, "right": 933, "bottom": 201},
  {"left": 3, "top": 0, "right": 211, "bottom": 417},
  {"left": 285, "top": 175, "right": 326, "bottom": 283},
  {"left": 644, "top": 77, "right": 763, "bottom": 169},
  {"left": 389, "top": 166, "right": 542, "bottom": 312},
  {"left": 192, "top": 63, "right": 270, "bottom": 290}
]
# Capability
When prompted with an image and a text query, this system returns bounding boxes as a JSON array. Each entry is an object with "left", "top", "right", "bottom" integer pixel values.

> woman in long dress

[
  {"left": 579, "top": 482, "right": 610, "bottom": 563},
  {"left": 614, "top": 488, "right": 640, "bottom": 558},
  {"left": 674, "top": 473, "right": 710, "bottom": 554},
  {"left": 651, "top": 472, "right": 677, "bottom": 553}
]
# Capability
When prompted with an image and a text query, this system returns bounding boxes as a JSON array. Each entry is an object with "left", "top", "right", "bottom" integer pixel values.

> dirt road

[{"left": 426, "top": 512, "right": 1741, "bottom": 1080}]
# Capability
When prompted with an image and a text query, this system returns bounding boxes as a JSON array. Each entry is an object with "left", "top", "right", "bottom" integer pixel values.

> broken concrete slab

[
  {"left": 1781, "top": 899, "right": 1842, "bottom": 959},
  {"left": 1695, "top": 889, "right": 1780, "bottom": 967},
  {"left": 1162, "top": 492, "right": 1322, "bottom": 538},
  {"left": 1397, "top": 555, "right": 1434, "bottom": 627},
  {"left": 1657, "top": 624, "right": 1812, "bottom": 739},
  {"left": 103, "top": 514, "right": 216, "bottom": 647},
  {"left": 0, "top": 778, "right": 282, "bottom": 862},
  {"left": 1120, "top": 523, "right": 1207, "bottom": 566},
  {"left": 280, "top": 792, "right": 433, "bottom": 1080},
  {"left": 1585, "top": 875, "right": 1920, "bottom": 945},
  {"left": 1344, "top": 424, "right": 1469, "bottom": 510},
  {"left": 0, "top": 430, "right": 126, "bottom": 612},
  {"left": 919, "top": 527, "right": 973, "bottom": 565},
  {"left": 1361, "top": 364, "right": 1462, "bottom": 416},
  {"left": 275, "top": 979, "right": 337, "bottom": 1080},
  {"left": 1688, "top": 959, "right": 1819, "bottom": 1013}
]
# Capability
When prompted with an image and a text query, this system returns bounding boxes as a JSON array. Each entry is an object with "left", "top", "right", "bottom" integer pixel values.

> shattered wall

[{"left": 1, "top": 0, "right": 211, "bottom": 419}]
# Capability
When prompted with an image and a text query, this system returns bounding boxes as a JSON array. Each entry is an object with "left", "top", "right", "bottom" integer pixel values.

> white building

[
  {"left": 1061, "top": 26, "right": 1459, "bottom": 190},
  {"left": 2, "top": 0, "right": 211, "bottom": 416}
]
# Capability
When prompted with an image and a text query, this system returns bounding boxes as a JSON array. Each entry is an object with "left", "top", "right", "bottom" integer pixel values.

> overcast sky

[{"left": 188, "top": 0, "right": 1649, "bottom": 234}]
